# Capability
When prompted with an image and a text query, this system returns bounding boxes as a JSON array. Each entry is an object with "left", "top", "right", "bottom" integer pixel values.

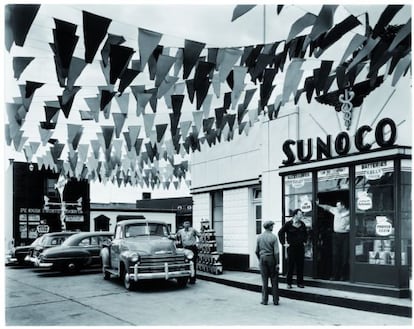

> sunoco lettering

[{"left": 282, "top": 118, "right": 397, "bottom": 165}]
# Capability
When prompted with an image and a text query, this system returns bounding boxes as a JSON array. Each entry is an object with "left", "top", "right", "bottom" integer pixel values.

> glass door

[
  {"left": 315, "top": 167, "right": 350, "bottom": 280},
  {"left": 283, "top": 172, "right": 313, "bottom": 277}
]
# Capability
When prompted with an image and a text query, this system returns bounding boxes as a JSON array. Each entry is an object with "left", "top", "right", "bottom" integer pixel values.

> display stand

[{"left": 197, "top": 219, "right": 223, "bottom": 275}]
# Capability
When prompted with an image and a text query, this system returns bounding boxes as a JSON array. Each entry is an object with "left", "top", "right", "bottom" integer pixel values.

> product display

[{"left": 197, "top": 219, "right": 223, "bottom": 275}]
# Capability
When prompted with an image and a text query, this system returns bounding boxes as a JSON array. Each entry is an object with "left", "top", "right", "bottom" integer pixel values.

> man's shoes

[
  {"left": 273, "top": 301, "right": 279, "bottom": 305},
  {"left": 260, "top": 301, "right": 268, "bottom": 305},
  {"left": 297, "top": 284, "right": 305, "bottom": 288},
  {"left": 189, "top": 280, "right": 196, "bottom": 284},
  {"left": 287, "top": 284, "right": 292, "bottom": 289}
]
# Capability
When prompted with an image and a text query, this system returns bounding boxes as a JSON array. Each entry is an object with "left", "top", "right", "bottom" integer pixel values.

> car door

[{"left": 110, "top": 225, "right": 122, "bottom": 269}]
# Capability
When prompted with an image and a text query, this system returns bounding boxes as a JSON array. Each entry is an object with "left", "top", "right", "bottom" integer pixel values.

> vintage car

[
  {"left": 6, "top": 237, "right": 43, "bottom": 265},
  {"left": 101, "top": 219, "right": 194, "bottom": 290},
  {"left": 25, "top": 231, "right": 76, "bottom": 265},
  {"left": 36, "top": 232, "right": 113, "bottom": 273}
]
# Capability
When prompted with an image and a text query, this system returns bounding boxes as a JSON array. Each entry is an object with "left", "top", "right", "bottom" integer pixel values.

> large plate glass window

[
  {"left": 354, "top": 160, "right": 395, "bottom": 266},
  {"left": 400, "top": 159, "right": 411, "bottom": 268}
]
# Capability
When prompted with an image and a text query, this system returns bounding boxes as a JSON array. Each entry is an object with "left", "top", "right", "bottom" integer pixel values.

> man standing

[
  {"left": 256, "top": 220, "right": 280, "bottom": 306},
  {"left": 278, "top": 209, "right": 307, "bottom": 288},
  {"left": 316, "top": 200, "right": 350, "bottom": 280},
  {"left": 176, "top": 220, "right": 201, "bottom": 284}
]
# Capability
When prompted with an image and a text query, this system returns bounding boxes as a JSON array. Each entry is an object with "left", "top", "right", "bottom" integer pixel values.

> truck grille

[{"left": 135, "top": 254, "right": 190, "bottom": 273}]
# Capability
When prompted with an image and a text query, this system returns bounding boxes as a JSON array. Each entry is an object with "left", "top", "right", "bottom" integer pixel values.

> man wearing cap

[{"left": 255, "top": 220, "right": 280, "bottom": 306}]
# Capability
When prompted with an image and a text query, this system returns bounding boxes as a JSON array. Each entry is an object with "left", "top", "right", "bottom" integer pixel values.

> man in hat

[{"left": 255, "top": 220, "right": 280, "bottom": 305}]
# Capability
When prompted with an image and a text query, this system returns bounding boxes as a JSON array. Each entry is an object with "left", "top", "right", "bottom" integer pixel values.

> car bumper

[
  {"left": 6, "top": 256, "right": 18, "bottom": 264},
  {"left": 25, "top": 256, "right": 41, "bottom": 266},
  {"left": 127, "top": 262, "right": 194, "bottom": 282}
]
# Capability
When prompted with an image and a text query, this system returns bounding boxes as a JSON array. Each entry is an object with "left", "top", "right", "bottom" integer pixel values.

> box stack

[{"left": 197, "top": 219, "right": 223, "bottom": 275}]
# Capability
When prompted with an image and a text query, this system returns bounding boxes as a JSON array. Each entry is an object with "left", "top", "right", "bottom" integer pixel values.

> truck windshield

[{"left": 125, "top": 223, "right": 169, "bottom": 238}]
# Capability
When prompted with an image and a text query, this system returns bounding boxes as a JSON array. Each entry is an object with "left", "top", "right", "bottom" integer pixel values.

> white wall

[
  {"left": 223, "top": 188, "right": 250, "bottom": 254},
  {"left": 4, "top": 163, "right": 14, "bottom": 250},
  {"left": 192, "top": 193, "right": 211, "bottom": 231},
  {"left": 90, "top": 211, "right": 176, "bottom": 233}
]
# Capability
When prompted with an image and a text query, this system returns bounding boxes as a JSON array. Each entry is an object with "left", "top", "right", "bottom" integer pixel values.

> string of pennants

[{"left": 5, "top": 4, "right": 411, "bottom": 190}]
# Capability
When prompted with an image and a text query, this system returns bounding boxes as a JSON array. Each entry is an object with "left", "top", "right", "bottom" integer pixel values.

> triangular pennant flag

[
  {"left": 156, "top": 124, "right": 168, "bottom": 143},
  {"left": 287, "top": 13, "right": 317, "bottom": 42},
  {"left": 231, "top": 66, "right": 248, "bottom": 109},
  {"left": 50, "top": 143, "right": 65, "bottom": 161},
  {"left": 101, "top": 126, "right": 114, "bottom": 149},
  {"left": 192, "top": 111, "right": 203, "bottom": 133},
  {"left": 30, "top": 141, "right": 40, "bottom": 155},
  {"left": 39, "top": 126, "right": 54, "bottom": 146},
  {"left": 195, "top": 78, "right": 211, "bottom": 110},
  {"left": 260, "top": 68, "right": 277, "bottom": 108},
  {"left": 118, "top": 69, "right": 140, "bottom": 95},
  {"left": 67, "top": 124, "right": 84, "bottom": 150},
  {"left": 101, "top": 33, "right": 126, "bottom": 67},
  {"left": 53, "top": 18, "right": 79, "bottom": 70},
  {"left": 282, "top": 59, "right": 304, "bottom": 104},
  {"left": 143, "top": 113, "right": 156, "bottom": 137},
  {"left": 13, "top": 57, "right": 34, "bottom": 79},
  {"left": 80, "top": 111, "right": 94, "bottom": 120},
  {"left": 248, "top": 108, "right": 259, "bottom": 125},
  {"left": 91, "top": 140, "right": 101, "bottom": 159},
  {"left": 100, "top": 89, "right": 116, "bottom": 117},
  {"left": 44, "top": 106, "right": 60, "bottom": 122},
  {"left": 180, "top": 121, "right": 192, "bottom": 139},
  {"left": 109, "top": 44, "right": 135, "bottom": 84},
  {"left": 219, "top": 48, "right": 243, "bottom": 82},
  {"left": 340, "top": 34, "right": 366, "bottom": 64},
  {"left": 84, "top": 96, "right": 100, "bottom": 122},
  {"left": 128, "top": 125, "right": 141, "bottom": 144},
  {"left": 388, "top": 19, "right": 411, "bottom": 52},
  {"left": 309, "top": 5, "right": 338, "bottom": 41},
  {"left": 314, "top": 15, "right": 361, "bottom": 57},
  {"left": 202, "top": 94, "right": 213, "bottom": 118},
  {"left": 186, "top": 79, "right": 195, "bottom": 103},
  {"left": 315, "top": 60, "right": 333, "bottom": 94},
  {"left": 372, "top": 5, "right": 404, "bottom": 38},
  {"left": 243, "top": 88, "right": 257, "bottom": 109},
  {"left": 391, "top": 54, "right": 411, "bottom": 87},
  {"left": 347, "top": 38, "right": 380, "bottom": 72},
  {"left": 147, "top": 45, "right": 163, "bottom": 80},
  {"left": 250, "top": 53, "right": 274, "bottom": 83},
  {"left": 138, "top": 28, "right": 162, "bottom": 71},
  {"left": 136, "top": 92, "right": 152, "bottom": 116},
  {"left": 83, "top": 11, "right": 112, "bottom": 63},
  {"left": 5, "top": 4, "right": 40, "bottom": 50},
  {"left": 146, "top": 88, "right": 158, "bottom": 113},
  {"left": 155, "top": 55, "right": 176, "bottom": 87},
  {"left": 183, "top": 39, "right": 206, "bottom": 79},
  {"left": 67, "top": 57, "right": 87, "bottom": 90},
  {"left": 231, "top": 5, "right": 256, "bottom": 22},
  {"left": 112, "top": 113, "right": 126, "bottom": 138},
  {"left": 157, "top": 76, "right": 179, "bottom": 99},
  {"left": 25, "top": 80, "right": 44, "bottom": 98},
  {"left": 212, "top": 73, "right": 221, "bottom": 98},
  {"left": 116, "top": 93, "right": 130, "bottom": 115}
]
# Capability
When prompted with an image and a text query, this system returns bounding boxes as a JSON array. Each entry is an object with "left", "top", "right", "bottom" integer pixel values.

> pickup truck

[{"left": 100, "top": 219, "right": 194, "bottom": 290}]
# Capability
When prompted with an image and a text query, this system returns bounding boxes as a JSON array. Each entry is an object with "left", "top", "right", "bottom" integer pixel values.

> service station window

[
  {"left": 284, "top": 172, "right": 313, "bottom": 260},
  {"left": 354, "top": 160, "right": 395, "bottom": 265}
]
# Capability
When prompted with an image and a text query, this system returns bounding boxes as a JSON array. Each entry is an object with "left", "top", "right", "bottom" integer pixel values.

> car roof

[
  {"left": 117, "top": 219, "right": 168, "bottom": 226},
  {"left": 42, "top": 231, "right": 77, "bottom": 237},
  {"left": 62, "top": 231, "right": 113, "bottom": 244}
]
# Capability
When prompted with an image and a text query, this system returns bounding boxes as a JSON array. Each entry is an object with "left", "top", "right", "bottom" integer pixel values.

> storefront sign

[
  {"left": 300, "top": 200, "right": 312, "bottom": 213},
  {"left": 375, "top": 216, "right": 393, "bottom": 236},
  {"left": 65, "top": 215, "right": 84, "bottom": 222},
  {"left": 357, "top": 192, "right": 373, "bottom": 210},
  {"left": 282, "top": 118, "right": 397, "bottom": 165},
  {"left": 356, "top": 160, "right": 393, "bottom": 180},
  {"left": 285, "top": 172, "right": 311, "bottom": 188},
  {"left": 37, "top": 224, "right": 50, "bottom": 233}
]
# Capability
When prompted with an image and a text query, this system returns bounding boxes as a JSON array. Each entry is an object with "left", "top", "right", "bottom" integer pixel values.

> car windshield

[
  {"left": 30, "top": 237, "right": 42, "bottom": 246},
  {"left": 125, "top": 223, "right": 169, "bottom": 238}
]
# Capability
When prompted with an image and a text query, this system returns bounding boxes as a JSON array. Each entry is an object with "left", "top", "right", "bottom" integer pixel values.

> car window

[
  {"left": 125, "top": 225, "right": 147, "bottom": 237},
  {"left": 90, "top": 236, "right": 99, "bottom": 246},
  {"left": 50, "top": 238, "right": 60, "bottom": 245},
  {"left": 78, "top": 238, "right": 90, "bottom": 246},
  {"left": 148, "top": 224, "right": 169, "bottom": 237}
]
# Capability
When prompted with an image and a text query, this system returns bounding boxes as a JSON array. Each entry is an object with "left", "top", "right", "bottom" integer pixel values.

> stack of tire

[{"left": 197, "top": 219, "right": 223, "bottom": 275}]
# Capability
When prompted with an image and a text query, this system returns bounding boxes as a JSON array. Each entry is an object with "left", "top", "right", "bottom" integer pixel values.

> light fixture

[{"left": 28, "top": 163, "right": 34, "bottom": 171}]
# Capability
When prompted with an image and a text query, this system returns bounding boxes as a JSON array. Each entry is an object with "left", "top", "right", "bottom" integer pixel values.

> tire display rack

[{"left": 197, "top": 219, "right": 223, "bottom": 275}]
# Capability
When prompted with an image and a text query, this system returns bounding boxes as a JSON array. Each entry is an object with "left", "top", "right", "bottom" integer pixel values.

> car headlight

[
  {"left": 183, "top": 249, "right": 194, "bottom": 260},
  {"left": 129, "top": 253, "right": 140, "bottom": 263}
]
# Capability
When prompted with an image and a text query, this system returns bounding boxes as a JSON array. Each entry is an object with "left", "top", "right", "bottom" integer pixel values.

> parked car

[
  {"left": 6, "top": 237, "right": 43, "bottom": 265},
  {"left": 25, "top": 231, "right": 76, "bottom": 265},
  {"left": 36, "top": 232, "right": 113, "bottom": 273},
  {"left": 101, "top": 220, "right": 194, "bottom": 290}
]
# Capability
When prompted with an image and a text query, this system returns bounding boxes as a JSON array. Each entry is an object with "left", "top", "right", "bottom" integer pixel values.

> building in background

[
  {"left": 90, "top": 196, "right": 193, "bottom": 233},
  {"left": 5, "top": 161, "right": 90, "bottom": 248}
]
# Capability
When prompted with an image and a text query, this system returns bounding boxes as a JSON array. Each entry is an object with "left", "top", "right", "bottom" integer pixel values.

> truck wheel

[
  {"left": 176, "top": 277, "right": 188, "bottom": 288},
  {"left": 124, "top": 273, "right": 135, "bottom": 290}
]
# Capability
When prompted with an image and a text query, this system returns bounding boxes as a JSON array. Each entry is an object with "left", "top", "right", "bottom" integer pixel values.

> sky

[{"left": 2, "top": 1, "right": 412, "bottom": 203}]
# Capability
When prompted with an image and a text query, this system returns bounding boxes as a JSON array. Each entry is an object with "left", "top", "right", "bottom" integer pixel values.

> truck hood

[{"left": 123, "top": 237, "right": 178, "bottom": 255}]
